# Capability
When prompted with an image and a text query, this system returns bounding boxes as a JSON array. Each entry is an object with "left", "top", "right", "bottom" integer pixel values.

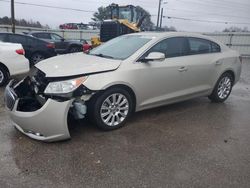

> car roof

[
  {"left": 128, "top": 31, "right": 221, "bottom": 43},
  {"left": 0, "top": 32, "right": 49, "bottom": 43},
  {"left": 30, "top": 31, "right": 53, "bottom": 34}
]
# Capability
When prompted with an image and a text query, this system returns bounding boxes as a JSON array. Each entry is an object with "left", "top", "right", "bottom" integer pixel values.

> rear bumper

[{"left": 5, "top": 81, "right": 73, "bottom": 142}]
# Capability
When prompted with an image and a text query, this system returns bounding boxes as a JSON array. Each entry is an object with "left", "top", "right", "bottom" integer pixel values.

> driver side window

[{"left": 141, "top": 37, "right": 188, "bottom": 59}]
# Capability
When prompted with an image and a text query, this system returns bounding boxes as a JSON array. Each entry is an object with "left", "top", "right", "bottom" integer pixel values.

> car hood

[{"left": 35, "top": 53, "right": 121, "bottom": 77}]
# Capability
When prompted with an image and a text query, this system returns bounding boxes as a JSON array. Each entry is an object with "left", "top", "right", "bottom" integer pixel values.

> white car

[
  {"left": 0, "top": 42, "right": 30, "bottom": 86},
  {"left": 4, "top": 32, "right": 241, "bottom": 142}
]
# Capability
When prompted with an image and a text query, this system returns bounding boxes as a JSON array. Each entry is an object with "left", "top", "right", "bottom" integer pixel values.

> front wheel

[
  {"left": 208, "top": 72, "right": 233, "bottom": 103},
  {"left": 88, "top": 88, "right": 133, "bottom": 130}
]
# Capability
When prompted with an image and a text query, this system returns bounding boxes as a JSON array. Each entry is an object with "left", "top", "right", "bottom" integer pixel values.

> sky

[{"left": 0, "top": 0, "right": 250, "bottom": 32}]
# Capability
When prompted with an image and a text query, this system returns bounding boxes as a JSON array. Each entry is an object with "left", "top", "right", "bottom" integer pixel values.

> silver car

[{"left": 4, "top": 32, "right": 242, "bottom": 142}]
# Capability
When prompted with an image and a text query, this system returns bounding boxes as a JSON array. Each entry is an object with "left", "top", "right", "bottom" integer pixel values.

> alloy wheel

[
  {"left": 217, "top": 76, "right": 232, "bottom": 99},
  {"left": 100, "top": 93, "right": 129, "bottom": 126},
  {"left": 32, "top": 54, "right": 44, "bottom": 64}
]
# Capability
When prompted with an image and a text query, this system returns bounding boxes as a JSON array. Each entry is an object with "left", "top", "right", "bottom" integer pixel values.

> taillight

[
  {"left": 15, "top": 49, "right": 25, "bottom": 55},
  {"left": 46, "top": 43, "right": 55, "bottom": 48},
  {"left": 83, "top": 43, "right": 92, "bottom": 53}
]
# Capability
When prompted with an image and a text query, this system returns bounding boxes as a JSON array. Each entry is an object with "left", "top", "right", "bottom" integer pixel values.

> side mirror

[
  {"left": 141, "top": 52, "right": 165, "bottom": 62},
  {"left": 61, "top": 38, "right": 65, "bottom": 41}
]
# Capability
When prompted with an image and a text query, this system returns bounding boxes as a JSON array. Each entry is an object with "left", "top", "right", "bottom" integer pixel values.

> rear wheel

[
  {"left": 0, "top": 66, "right": 9, "bottom": 86},
  {"left": 30, "top": 52, "right": 45, "bottom": 64},
  {"left": 208, "top": 72, "right": 233, "bottom": 103},
  {"left": 88, "top": 87, "right": 133, "bottom": 130},
  {"left": 69, "top": 46, "right": 82, "bottom": 53}
]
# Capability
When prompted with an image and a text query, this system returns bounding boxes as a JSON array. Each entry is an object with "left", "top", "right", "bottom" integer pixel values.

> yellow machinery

[{"left": 91, "top": 4, "right": 145, "bottom": 47}]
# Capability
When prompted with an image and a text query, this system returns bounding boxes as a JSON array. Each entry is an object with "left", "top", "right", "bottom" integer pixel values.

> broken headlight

[{"left": 44, "top": 76, "right": 88, "bottom": 94}]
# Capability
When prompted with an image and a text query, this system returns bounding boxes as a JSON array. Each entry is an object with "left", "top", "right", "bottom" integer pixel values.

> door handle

[
  {"left": 178, "top": 67, "right": 188, "bottom": 72},
  {"left": 215, "top": 61, "right": 222, "bottom": 65}
]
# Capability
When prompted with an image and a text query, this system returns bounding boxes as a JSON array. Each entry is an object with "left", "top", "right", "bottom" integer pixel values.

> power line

[
  {"left": 172, "top": 0, "right": 249, "bottom": 11},
  {"left": 165, "top": 8, "right": 250, "bottom": 20},
  {"left": 165, "top": 16, "right": 250, "bottom": 25},
  {"left": 188, "top": 0, "right": 250, "bottom": 8},
  {"left": 179, "top": 0, "right": 250, "bottom": 9},
  {"left": 0, "top": 0, "right": 95, "bottom": 13}
]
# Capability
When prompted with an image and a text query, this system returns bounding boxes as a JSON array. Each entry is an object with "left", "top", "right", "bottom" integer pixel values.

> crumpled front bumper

[{"left": 4, "top": 81, "right": 74, "bottom": 142}]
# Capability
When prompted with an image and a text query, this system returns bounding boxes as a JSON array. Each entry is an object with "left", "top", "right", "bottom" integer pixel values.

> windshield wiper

[{"left": 91, "top": 53, "right": 114, "bottom": 59}]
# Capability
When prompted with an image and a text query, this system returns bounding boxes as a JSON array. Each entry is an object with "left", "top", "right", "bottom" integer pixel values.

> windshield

[
  {"left": 89, "top": 35, "right": 152, "bottom": 60},
  {"left": 119, "top": 7, "right": 132, "bottom": 21}
]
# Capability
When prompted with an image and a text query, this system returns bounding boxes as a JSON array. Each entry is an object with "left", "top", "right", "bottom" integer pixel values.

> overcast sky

[{"left": 0, "top": 0, "right": 250, "bottom": 32}]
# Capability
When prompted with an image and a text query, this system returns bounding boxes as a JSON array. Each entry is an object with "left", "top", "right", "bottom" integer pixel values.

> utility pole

[
  {"left": 156, "top": 0, "right": 162, "bottom": 30},
  {"left": 160, "top": 8, "right": 163, "bottom": 29},
  {"left": 11, "top": 0, "right": 15, "bottom": 33}
]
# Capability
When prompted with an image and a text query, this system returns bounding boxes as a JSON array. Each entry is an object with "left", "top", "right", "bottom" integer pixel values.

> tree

[
  {"left": 0, "top": 16, "right": 49, "bottom": 28},
  {"left": 156, "top": 25, "right": 177, "bottom": 32},
  {"left": 92, "top": 6, "right": 110, "bottom": 22},
  {"left": 135, "top": 6, "right": 154, "bottom": 31},
  {"left": 223, "top": 26, "right": 249, "bottom": 32},
  {"left": 92, "top": 5, "right": 154, "bottom": 31}
]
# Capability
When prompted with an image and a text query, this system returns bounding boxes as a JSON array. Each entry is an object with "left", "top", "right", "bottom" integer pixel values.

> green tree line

[{"left": 0, "top": 16, "right": 49, "bottom": 28}]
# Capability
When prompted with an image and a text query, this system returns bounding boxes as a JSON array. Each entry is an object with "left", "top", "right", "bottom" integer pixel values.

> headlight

[{"left": 44, "top": 76, "right": 88, "bottom": 94}]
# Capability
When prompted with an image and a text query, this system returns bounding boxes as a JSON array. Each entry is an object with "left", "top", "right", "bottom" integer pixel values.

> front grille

[{"left": 4, "top": 83, "right": 17, "bottom": 110}]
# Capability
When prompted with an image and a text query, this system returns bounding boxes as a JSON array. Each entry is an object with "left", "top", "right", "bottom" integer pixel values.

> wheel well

[
  {"left": 0, "top": 62, "right": 10, "bottom": 76},
  {"left": 110, "top": 84, "right": 136, "bottom": 112},
  {"left": 93, "top": 84, "right": 137, "bottom": 112}
]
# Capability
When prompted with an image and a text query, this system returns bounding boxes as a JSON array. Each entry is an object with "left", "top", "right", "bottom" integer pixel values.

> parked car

[
  {"left": 0, "top": 33, "right": 57, "bottom": 64},
  {"left": 0, "top": 42, "right": 29, "bottom": 86},
  {"left": 29, "top": 32, "right": 87, "bottom": 54},
  {"left": 4, "top": 32, "right": 242, "bottom": 142}
]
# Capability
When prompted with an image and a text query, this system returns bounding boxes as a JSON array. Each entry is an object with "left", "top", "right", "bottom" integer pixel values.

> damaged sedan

[{"left": 4, "top": 32, "right": 242, "bottom": 142}]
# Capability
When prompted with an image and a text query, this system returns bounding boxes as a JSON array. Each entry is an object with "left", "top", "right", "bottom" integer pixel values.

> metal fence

[
  {"left": 204, "top": 32, "right": 250, "bottom": 56},
  {"left": 0, "top": 25, "right": 99, "bottom": 41},
  {"left": 0, "top": 25, "right": 250, "bottom": 56}
]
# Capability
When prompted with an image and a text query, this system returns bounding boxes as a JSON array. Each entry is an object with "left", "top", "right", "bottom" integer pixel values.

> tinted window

[
  {"left": 211, "top": 42, "right": 221, "bottom": 52},
  {"left": 0, "top": 34, "right": 7, "bottom": 42},
  {"left": 33, "top": 33, "right": 51, "bottom": 39},
  {"left": 144, "top": 37, "right": 189, "bottom": 58},
  {"left": 9, "top": 35, "right": 27, "bottom": 44},
  {"left": 51, "top": 33, "right": 63, "bottom": 40},
  {"left": 188, "top": 37, "right": 220, "bottom": 54}
]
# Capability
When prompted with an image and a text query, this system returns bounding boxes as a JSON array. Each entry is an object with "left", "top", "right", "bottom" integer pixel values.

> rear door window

[
  {"left": 187, "top": 37, "right": 220, "bottom": 54},
  {"left": 33, "top": 33, "right": 51, "bottom": 39},
  {"left": 0, "top": 34, "right": 7, "bottom": 42},
  {"left": 8, "top": 35, "right": 27, "bottom": 44}
]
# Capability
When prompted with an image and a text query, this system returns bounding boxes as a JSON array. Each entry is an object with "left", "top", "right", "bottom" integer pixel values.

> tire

[
  {"left": 69, "top": 46, "right": 82, "bottom": 53},
  {"left": 0, "top": 66, "right": 9, "bottom": 87},
  {"left": 208, "top": 72, "right": 234, "bottom": 103},
  {"left": 88, "top": 87, "right": 133, "bottom": 131},
  {"left": 30, "top": 52, "right": 45, "bottom": 64}
]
